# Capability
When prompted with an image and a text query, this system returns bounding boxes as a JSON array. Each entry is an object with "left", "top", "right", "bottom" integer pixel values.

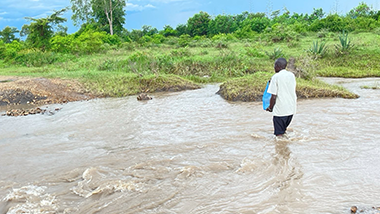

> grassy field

[{"left": 1, "top": 31, "right": 378, "bottom": 100}]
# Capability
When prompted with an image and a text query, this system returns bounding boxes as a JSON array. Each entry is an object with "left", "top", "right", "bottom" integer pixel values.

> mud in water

[{"left": 1, "top": 78, "right": 380, "bottom": 213}]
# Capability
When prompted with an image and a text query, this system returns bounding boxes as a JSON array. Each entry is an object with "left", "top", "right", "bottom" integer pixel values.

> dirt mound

[{"left": 0, "top": 76, "right": 95, "bottom": 107}]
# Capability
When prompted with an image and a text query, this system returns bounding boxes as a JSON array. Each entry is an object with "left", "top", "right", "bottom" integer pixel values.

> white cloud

[
  {"left": 126, "top": 2, "right": 156, "bottom": 11},
  {"left": 4, "top": 0, "right": 69, "bottom": 11}
]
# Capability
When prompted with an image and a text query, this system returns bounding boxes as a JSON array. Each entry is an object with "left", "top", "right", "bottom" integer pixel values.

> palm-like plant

[
  {"left": 308, "top": 40, "right": 328, "bottom": 58},
  {"left": 335, "top": 30, "right": 354, "bottom": 54}
]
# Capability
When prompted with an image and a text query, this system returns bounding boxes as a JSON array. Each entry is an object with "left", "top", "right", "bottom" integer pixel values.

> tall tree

[
  {"left": 21, "top": 8, "right": 67, "bottom": 50},
  {"left": 71, "top": 0, "right": 126, "bottom": 35},
  {"left": 187, "top": 11, "right": 211, "bottom": 36},
  {"left": 0, "top": 26, "right": 20, "bottom": 43},
  {"left": 347, "top": 2, "right": 372, "bottom": 18},
  {"left": 208, "top": 15, "right": 238, "bottom": 36}
]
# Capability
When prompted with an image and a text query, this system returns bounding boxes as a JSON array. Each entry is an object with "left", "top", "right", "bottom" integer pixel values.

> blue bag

[{"left": 262, "top": 80, "right": 271, "bottom": 110}]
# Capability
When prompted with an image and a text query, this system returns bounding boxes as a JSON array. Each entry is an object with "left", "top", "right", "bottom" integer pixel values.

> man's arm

[{"left": 266, "top": 94, "right": 277, "bottom": 112}]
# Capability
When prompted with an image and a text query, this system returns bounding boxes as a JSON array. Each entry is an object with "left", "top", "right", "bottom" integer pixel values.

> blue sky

[{"left": 0, "top": 0, "right": 379, "bottom": 34}]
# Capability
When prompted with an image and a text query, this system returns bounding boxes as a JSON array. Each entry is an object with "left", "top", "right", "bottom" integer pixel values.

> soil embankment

[{"left": 0, "top": 76, "right": 96, "bottom": 116}]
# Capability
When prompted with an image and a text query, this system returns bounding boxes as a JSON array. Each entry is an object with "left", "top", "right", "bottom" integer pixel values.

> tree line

[{"left": 0, "top": 1, "right": 380, "bottom": 58}]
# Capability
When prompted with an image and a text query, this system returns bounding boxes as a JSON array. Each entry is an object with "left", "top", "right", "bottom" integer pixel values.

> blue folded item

[{"left": 262, "top": 80, "right": 271, "bottom": 110}]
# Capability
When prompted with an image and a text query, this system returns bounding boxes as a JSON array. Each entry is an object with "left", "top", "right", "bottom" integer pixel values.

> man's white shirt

[{"left": 267, "top": 69, "right": 297, "bottom": 117}]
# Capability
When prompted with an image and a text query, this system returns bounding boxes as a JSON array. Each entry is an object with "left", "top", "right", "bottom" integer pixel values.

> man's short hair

[{"left": 275, "top": 58, "right": 287, "bottom": 69}]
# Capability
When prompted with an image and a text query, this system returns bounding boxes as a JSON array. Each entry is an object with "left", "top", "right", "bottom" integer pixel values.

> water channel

[{"left": 0, "top": 78, "right": 379, "bottom": 213}]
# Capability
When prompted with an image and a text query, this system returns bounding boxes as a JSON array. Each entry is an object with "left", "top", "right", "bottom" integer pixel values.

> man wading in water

[{"left": 266, "top": 58, "right": 297, "bottom": 137}]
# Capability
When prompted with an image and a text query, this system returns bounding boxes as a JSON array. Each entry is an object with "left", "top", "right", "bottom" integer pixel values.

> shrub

[
  {"left": 241, "top": 17, "right": 271, "bottom": 33},
  {"left": 71, "top": 31, "right": 104, "bottom": 54},
  {"left": 287, "top": 40, "right": 300, "bottom": 48},
  {"left": 350, "top": 17, "right": 379, "bottom": 31},
  {"left": 164, "top": 36, "right": 179, "bottom": 45},
  {"left": 265, "top": 47, "right": 284, "bottom": 60},
  {"left": 170, "top": 48, "right": 191, "bottom": 57},
  {"left": 335, "top": 30, "right": 354, "bottom": 55},
  {"left": 308, "top": 40, "right": 328, "bottom": 58},
  {"left": 265, "top": 24, "right": 300, "bottom": 43},
  {"left": 215, "top": 40, "right": 229, "bottom": 49},
  {"left": 211, "top": 33, "right": 236, "bottom": 42},
  {"left": 197, "top": 38, "right": 213, "bottom": 47},
  {"left": 0, "top": 40, "right": 6, "bottom": 59},
  {"left": 291, "top": 55, "right": 317, "bottom": 80},
  {"left": 310, "top": 14, "right": 352, "bottom": 32},
  {"left": 138, "top": 35, "right": 152, "bottom": 44},
  {"left": 4, "top": 40, "right": 23, "bottom": 59},
  {"left": 120, "top": 42, "right": 137, "bottom": 51},
  {"left": 245, "top": 47, "right": 264, "bottom": 57},
  {"left": 98, "top": 59, "right": 119, "bottom": 71},
  {"left": 14, "top": 49, "right": 59, "bottom": 67},
  {"left": 101, "top": 34, "right": 122, "bottom": 45},
  {"left": 50, "top": 35, "right": 74, "bottom": 53},
  {"left": 178, "top": 34, "right": 191, "bottom": 47},
  {"left": 152, "top": 34, "right": 165, "bottom": 44},
  {"left": 316, "top": 28, "right": 330, "bottom": 38},
  {"left": 291, "top": 21, "right": 309, "bottom": 34}
]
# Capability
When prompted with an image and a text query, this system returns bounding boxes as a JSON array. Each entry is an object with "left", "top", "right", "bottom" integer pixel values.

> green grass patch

[
  {"left": 296, "top": 78, "right": 359, "bottom": 99},
  {"left": 217, "top": 72, "right": 358, "bottom": 102},
  {"left": 80, "top": 73, "right": 200, "bottom": 97},
  {"left": 217, "top": 72, "right": 273, "bottom": 102}
]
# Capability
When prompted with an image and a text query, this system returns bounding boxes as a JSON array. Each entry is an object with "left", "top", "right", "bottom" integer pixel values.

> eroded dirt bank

[{"left": 0, "top": 76, "right": 96, "bottom": 107}]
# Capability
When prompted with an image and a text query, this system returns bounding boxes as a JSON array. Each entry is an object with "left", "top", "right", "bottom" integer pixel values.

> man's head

[{"left": 274, "top": 58, "right": 287, "bottom": 73}]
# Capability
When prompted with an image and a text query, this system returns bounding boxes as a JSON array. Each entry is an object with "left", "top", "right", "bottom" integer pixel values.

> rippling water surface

[{"left": 1, "top": 78, "right": 380, "bottom": 213}]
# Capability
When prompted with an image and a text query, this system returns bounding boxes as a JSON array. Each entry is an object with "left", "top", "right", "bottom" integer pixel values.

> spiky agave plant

[
  {"left": 308, "top": 40, "right": 328, "bottom": 58},
  {"left": 335, "top": 30, "right": 354, "bottom": 54}
]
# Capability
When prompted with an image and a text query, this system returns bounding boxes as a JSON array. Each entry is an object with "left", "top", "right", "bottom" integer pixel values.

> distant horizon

[{"left": 1, "top": 0, "right": 379, "bottom": 35}]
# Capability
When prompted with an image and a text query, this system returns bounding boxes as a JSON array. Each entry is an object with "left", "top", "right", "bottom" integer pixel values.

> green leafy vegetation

[
  {"left": 335, "top": 30, "right": 354, "bottom": 55},
  {"left": 1, "top": 2, "right": 379, "bottom": 100},
  {"left": 308, "top": 40, "right": 328, "bottom": 58}
]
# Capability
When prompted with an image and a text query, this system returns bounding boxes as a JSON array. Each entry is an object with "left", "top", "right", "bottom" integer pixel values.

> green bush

[
  {"left": 178, "top": 34, "right": 191, "bottom": 47},
  {"left": 245, "top": 47, "right": 264, "bottom": 57},
  {"left": 170, "top": 48, "right": 191, "bottom": 57},
  {"left": 265, "top": 24, "right": 300, "bottom": 43},
  {"left": 0, "top": 40, "right": 6, "bottom": 59},
  {"left": 4, "top": 40, "right": 23, "bottom": 59},
  {"left": 265, "top": 47, "right": 284, "bottom": 60},
  {"left": 350, "top": 17, "right": 379, "bottom": 31},
  {"left": 50, "top": 35, "right": 74, "bottom": 53},
  {"left": 308, "top": 40, "right": 328, "bottom": 58},
  {"left": 335, "top": 30, "right": 354, "bottom": 55},
  {"left": 152, "top": 34, "right": 165, "bottom": 44},
  {"left": 14, "top": 49, "right": 59, "bottom": 67},
  {"left": 101, "top": 34, "right": 122, "bottom": 45},
  {"left": 214, "top": 40, "right": 229, "bottom": 49},
  {"left": 197, "top": 38, "right": 213, "bottom": 47},
  {"left": 120, "top": 42, "right": 137, "bottom": 51},
  {"left": 98, "top": 59, "right": 119, "bottom": 71},
  {"left": 164, "top": 36, "right": 179, "bottom": 45},
  {"left": 126, "top": 51, "right": 158, "bottom": 75},
  {"left": 310, "top": 14, "right": 352, "bottom": 32},
  {"left": 292, "top": 21, "right": 309, "bottom": 34},
  {"left": 316, "top": 28, "right": 330, "bottom": 38},
  {"left": 138, "top": 35, "right": 152, "bottom": 44},
  {"left": 71, "top": 31, "right": 105, "bottom": 54},
  {"left": 241, "top": 17, "right": 271, "bottom": 33},
  {"left": 211, "top": 33, "right": 236, "bottom": 42}
]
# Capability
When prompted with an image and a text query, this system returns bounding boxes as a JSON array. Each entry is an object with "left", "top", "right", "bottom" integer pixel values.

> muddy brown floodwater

[{"left": 1, "top": 78, "right": 380, "bottom": 214}]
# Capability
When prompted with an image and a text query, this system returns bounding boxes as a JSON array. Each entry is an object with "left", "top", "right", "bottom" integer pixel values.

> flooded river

[{"left": 0, "top": 78, "right": 380, "bottom": 213}]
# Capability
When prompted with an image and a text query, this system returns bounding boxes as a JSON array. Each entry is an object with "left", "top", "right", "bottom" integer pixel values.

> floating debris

[
  {"left": 1, "top": 107, "right": 61, "bottom": 117},
  {"left": 137, "top": 93, "right": 152, "bottom": 101},
  {"left": 350, "top": 206, "right": 380, "bottom": 214}
]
